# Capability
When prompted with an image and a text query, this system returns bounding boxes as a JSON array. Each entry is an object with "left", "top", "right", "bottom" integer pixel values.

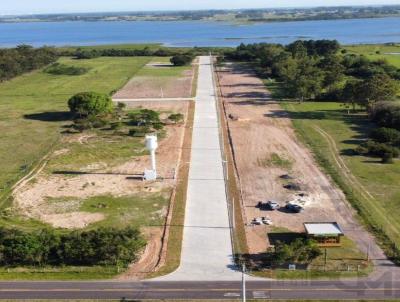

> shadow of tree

[{"left": 24, "top": 111, "right": 72, "bottom": 122}]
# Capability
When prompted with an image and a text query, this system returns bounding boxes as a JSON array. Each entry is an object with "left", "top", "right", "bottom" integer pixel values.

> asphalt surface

[{"left": 1, "top": 278, "right": 400, "bottom": 300}]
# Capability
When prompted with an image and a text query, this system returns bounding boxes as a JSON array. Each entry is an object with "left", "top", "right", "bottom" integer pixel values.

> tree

[
  {"left": 68, "top": 92, "right": 113, "bottom": 118},
  {"left": 341, "top": 80, "right": 364, "bottom": 112},
  {"left": 361, "top": 74, "right": 398, "bottom": 106}
]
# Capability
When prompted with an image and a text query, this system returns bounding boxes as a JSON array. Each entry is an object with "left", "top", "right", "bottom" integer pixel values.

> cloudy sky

[{"left": 1, "top": 0, "right": 399, "bottom": 15}]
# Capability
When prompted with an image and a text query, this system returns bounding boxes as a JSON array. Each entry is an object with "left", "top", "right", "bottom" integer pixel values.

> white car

[
  {"left": 251, "top": 218, "right": 263, "bottom": 225},
  {"left": 262, "top": 217, "right": 273, "bottom": 225}
]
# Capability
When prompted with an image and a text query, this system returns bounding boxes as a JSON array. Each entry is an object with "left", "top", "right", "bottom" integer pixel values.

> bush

[
  {"left": 168, "top": 113, "right": 184, "bottom": 124},
  {"left": 153, "top": 122, "right": 165, "bottom": 131},
  {"left": 370, "top": 102, "right": 400, "bottom": 131},
  {"left": 129, "top": 126, "right": 151, "bottom": 137},
  {"left": 44, "top": 63, "right": 89, "bottom": 75},
  {"left": 68, "top": 92, "right": 114, "bottom": 118},
  {"left": 170, "top": 54, "right": 194, "bottom": 66},
  {"left": 359, "top": 140, "right": 400, "bottom": 158},
  {"left": 382, "top": 152, "right": 394, "bottom": 164},
  {"left": 370, "top": 127, "right": 400, "bottom": 146},
  {"left": 0, "top": 227, "right": 145, "bottom": 267},
  {"left": 267, "top": 238, "right": 321, "bottom": 265},
  {"left": 75, "top": 49, "right": 101, "bottom": 59},
  {"left": 129, "top": 109, "right": 160, "bottom": 125}
]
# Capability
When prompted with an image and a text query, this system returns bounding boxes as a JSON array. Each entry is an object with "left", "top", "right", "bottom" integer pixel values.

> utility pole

[
  {"left": 232, "top": 198, "right": 235, "bottom": 230},
  {"left": 242, "top": 263, "right": 246, "bottom": 302},
  {"left": 367, "top": 243, "right": 370, "bottom": 261}
]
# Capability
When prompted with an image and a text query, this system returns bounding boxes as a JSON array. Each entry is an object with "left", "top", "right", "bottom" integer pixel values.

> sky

[{"left": 1, "top": 0, "right": 400, "bottom": 15}]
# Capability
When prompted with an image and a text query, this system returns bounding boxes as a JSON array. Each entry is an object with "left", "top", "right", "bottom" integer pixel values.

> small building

[{"left": 304, "top": 222, "right": 344, "bottom": 247}]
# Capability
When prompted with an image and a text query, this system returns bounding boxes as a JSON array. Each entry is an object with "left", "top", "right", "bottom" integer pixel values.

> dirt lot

[
  {"left": 217, "top": 63, "right": 372, "bottom": 255},
  {"left": 13, "top": 101, "right": 189, "bottom": 229},
  {"left": 113, "top": 60, "right": 196, "bottom": 99}
]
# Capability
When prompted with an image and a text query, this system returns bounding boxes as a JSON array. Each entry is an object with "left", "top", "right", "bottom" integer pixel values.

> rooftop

[{"left": 304, "top": 222, "right": 344, "bottom": 236}]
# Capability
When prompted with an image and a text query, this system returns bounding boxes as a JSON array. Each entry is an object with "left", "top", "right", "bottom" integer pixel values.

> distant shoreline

[
  {"left": 1, "top": 5, "right": 400, "bottom": 24},
  {"left": 1, "top": 14, "right": 400, "bottom": 24}
]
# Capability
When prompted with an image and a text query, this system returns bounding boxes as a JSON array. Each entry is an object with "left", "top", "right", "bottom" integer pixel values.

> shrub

[
  {"left": 168, "top": 113, "right": 184, "bottom": 124},
  {"left": 382, "top": 153, "right": 394, "bottom": 164},
  {"left": 0, "top": 227, "right": 145, "bottom": 267},
  {"left": 360, "top": 140, "right": 400, "bottom": 158},
  {"left": 129, "top": 126, "right": 151, "bottom": 137},
  {"left": 170, "top": 54, "right": 194, "bottom": 66},
  {"left": 129, "top": 109, "right": 161, "bottom": 128},
  {"left": 68, "top": 92, "right": 114, "bottom": 118},
  {"left": 267, "top": 238, "right": 321, "bottom": 265},
  {"left": 44, "top": 63, "right": 89, "bottom": 76},
  {"left": 153, "top": 122, "right": 165, "bottom": 131},
  {"left": 369, "top": 101, "right": 400, "bottom": 131},
  {"left": 370, "top": 127, "right": 400, "bottom": 146}
]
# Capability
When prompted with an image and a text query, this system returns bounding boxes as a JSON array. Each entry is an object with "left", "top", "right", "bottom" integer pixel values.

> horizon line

[{"left": 1, "top": 3, "right": 400, "bottom": 18}]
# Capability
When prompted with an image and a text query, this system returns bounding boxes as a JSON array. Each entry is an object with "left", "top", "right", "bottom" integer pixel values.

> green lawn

[
  {"left": 344, "top": 44, "right": 400, "bottom": 68},
  {"left": 0, "top": 56, "right": 151, "bottom": 206},
  {"left": 282, "top": 101, "right": 400, "bottom": 247},
  {"left": 79, "top": 193, "right": 169, "bottom": 229}
]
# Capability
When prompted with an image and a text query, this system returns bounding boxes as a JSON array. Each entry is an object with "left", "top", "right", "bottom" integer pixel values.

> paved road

[
  {"left": 1, "top": 279, "right": 400, "bottom": 300},
  {"left": 156, "top": 56, "right": 240, "bottom": 281}
]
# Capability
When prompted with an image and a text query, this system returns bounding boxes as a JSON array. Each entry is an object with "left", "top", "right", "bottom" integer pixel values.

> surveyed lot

[
  {"left": 113, "top": 57, "right": 197, "bottom": 99},
  {"left": 0, "top": 56, "right": 150, "bottom": 206},
  {"left": 283, "top": 101, "right": 400, "bottom": 246}
]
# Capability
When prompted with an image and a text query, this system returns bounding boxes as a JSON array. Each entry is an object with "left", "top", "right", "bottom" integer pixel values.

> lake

[{"left": 1, "top": 17, "right": 400, "bottom": 47}]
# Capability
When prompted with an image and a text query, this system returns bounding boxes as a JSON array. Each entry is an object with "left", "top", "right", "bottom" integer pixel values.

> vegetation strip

[
  {"left": 149, "top": 101, "right": 195, "bottom": 277},
  {"left": 215, "top": 63, "right": 249, "bottom": 258}
]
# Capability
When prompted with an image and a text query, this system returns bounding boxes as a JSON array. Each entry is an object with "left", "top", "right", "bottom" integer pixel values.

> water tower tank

[{"left": 145, "top": 135, "right": 158, "bottom": 151}]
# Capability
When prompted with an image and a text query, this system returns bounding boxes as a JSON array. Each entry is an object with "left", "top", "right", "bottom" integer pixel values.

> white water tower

[{"left": 144, "top": 135, "right": 158, "bottom": 181}]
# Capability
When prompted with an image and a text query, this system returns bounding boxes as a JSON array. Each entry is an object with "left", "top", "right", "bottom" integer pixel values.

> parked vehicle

[
  {"left": 285, "top": 203, "right": 304, "bottom": 213},
  {"left": 257, "top": 200, "right": 280, "bottom": 210},
  {"left": 251, "top": 217, "right": 263, "bottom": 225},
  {"left": 261, "top": 217, "right": 273, "bottom": 225}
]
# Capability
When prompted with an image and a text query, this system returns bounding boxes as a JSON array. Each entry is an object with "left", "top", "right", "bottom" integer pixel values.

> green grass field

[
  {"left": 282, "top": 101, "right": 400, "bottom": 247},
  {"left": 344, "top": 44, "right": 400, "bottom": 68},
  {"left": 0, "top": 56, "right": 151, "bottom": 206}
]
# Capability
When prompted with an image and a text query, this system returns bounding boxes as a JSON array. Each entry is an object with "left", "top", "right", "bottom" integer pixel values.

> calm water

[{"left": 1, "top": 17, "right": 400, "bottom": 47}]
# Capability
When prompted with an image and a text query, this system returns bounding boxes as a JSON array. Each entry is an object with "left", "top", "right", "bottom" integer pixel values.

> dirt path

[{"left": 216, "top": 63, "right": 385, "bottom": 264}]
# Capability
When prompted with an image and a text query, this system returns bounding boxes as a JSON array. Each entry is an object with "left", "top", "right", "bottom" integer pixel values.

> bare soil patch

[
  {"left": 113, "top": 65, "right": 195, "bottom": 99},
  {"left": 13, "top": 101, "right": 189, "bottom": 230},
  {"left": 217, "top": 63, "right": 368, "bottom": 255}
]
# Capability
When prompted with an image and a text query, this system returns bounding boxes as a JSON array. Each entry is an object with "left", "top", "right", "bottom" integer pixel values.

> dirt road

[{"left": 216, "top": 63, "right": 386, "bottom": 265}]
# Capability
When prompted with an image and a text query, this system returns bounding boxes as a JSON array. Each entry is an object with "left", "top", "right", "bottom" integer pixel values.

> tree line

[
  {"left": 0, "top": 45, "right": 58, "bottom": 82},
  {"left": 0, "top": 227, "right": 145, "bottom": 267},
  {"left": 225, "top": 40, "right": 400, "bottom": 162},
  {"left": 59, "top": 47, "right": 212, "bottom": 60}
]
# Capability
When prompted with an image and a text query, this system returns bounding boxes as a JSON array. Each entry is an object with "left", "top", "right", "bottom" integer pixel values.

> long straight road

[
  {"left": 1, "top": 279, "right": 400, "bottom": 300},
  {"left": 156, "top": 56, "right": 240, "bottom": 281}
]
